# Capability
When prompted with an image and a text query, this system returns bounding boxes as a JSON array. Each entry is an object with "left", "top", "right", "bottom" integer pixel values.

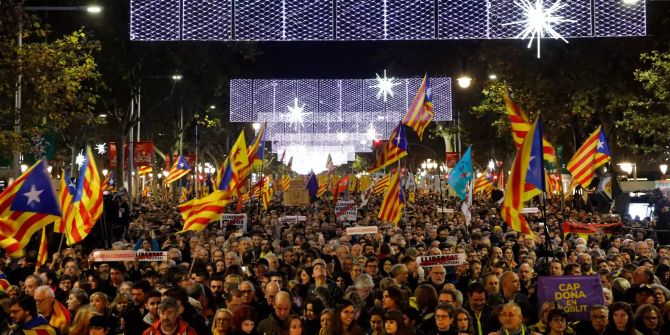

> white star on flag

[
  {"left": 23, "top": 185, "right": 44, "bottom": 205},
  {"left": 597, "top": 140, "right": 604, "bottom": 150},
  {"left": 179, "top": 162, "right": 185, "bottom": 168}
]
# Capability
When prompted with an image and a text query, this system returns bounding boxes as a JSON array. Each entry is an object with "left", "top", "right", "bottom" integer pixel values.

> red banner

[
  {"left": 445, "top": 152, "right": 459, "bottom": 168},
  {"left": 109, "top": 141, "right": 155, "bottom": 168},
  {"left": 562, "top": 222, "right": 622, "bottom": 235}
]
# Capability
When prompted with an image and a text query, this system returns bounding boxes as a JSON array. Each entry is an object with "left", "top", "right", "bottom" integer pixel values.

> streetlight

[
  {"left": 12, "top": 4, "right": 104, "bottom": 178},
  {"left": 618, "top": 162, "right": 637, "bottom": 180},
  {"left": 456, "top": 75, "right": 472, "bottom": 89},
  {"left": 171, "top": 74, "right": 183, "bottom": 81},
  {"left": 252, "top": 122, "right": 261, "bottom": 131},
  {"left": 660, "top": 164, "right": 667, "bottom": 179},
  {"left": 488, "top": 74, "right": 498, "bottom": 81}
]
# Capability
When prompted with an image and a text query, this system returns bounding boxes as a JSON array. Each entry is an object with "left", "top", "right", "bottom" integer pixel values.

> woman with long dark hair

[
  {"left": 329, "top": 301, "right": 365, "bottom": 335},
  {"left": 634, "top": 304, "right": 663, "bottom": 335},
  {"left": 385, "top": 310, "right": 411, "bottom": 335},
  {"left": 604, "top": 302, "right": 641, "bottom": 335}
]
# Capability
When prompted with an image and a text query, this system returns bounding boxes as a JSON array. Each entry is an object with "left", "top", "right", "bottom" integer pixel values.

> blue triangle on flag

[{"left": 11, "top": 162, "right": 62, "bottom": 216}]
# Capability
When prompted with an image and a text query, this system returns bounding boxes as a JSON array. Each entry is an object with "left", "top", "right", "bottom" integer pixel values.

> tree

[
  {"left": 0, "top": 8, "right": 102, "bottom": 163},
  {"left": 615, "top": 50, "right": 670, "bottom": 160}
]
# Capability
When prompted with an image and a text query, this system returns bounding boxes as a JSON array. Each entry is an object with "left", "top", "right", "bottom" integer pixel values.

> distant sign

[
  {"left": 437, "top": 207, "right": 454, "bottom": 213},
  {"left": 522, "top": 207, "right": 540, "bottom": 214},
  {"left": 416, "top": 253, "right": 467, "bottom": 267},
  {"left": 92, "top": 250, "right": 138, "bottom": 262},
  {"left": 279, "top": 216, "right": 307, "bottom": 225},
  {"left": 346, "top": 226, "right": 378, "bottom": 235},
  {"left": 136, "top": 251, "right": 168, "bottom": 262},
  {"left": 283, "top": 180, "right": 310, "bottom": 206},
  {"left": 220, "top": 213, "right": 248, "bottom": 232},
  {"left": 335, "top": 200, "right": 357, "bottom": 222}
]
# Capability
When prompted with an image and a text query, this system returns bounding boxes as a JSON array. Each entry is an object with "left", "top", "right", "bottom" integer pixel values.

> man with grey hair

[
  {"left": 390, "top": 264, "right": 409, "bottom": 288},
  {"left": 23, "top": 275, "right": 43, "bottom": 297},
  {"left": 34, "top": 285, "right": 68, "bottom": 334},
  {"left": 142, "top": 297, "right": 197, "bottom": 335}
]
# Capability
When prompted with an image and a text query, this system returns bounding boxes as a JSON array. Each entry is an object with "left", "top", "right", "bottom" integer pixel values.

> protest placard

[
  {"left": 416, "top": 253, "right": 467, "bottom": 267},
  {"left": 346, "top": 226, "right": 378, "bottom": 235},
  {"left": 220, "top": 213, "right": 248, "bottom": 232},
  {"left": 136, "top": 251, "right": 168, "bottom": 262},
  {"left": 335, "top": 200, "right": 358, "bottom": 222},
  {"left": 283, "top": 180, "right": 310, "bottom": 206},
  {"left": 536, "top": 276, "right": 604, "bottom": 321},
  {"left": 92, "top": 250, "right": 137, "bottom": 262}
]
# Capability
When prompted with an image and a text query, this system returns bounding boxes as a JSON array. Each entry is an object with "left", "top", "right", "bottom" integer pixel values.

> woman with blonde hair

[
  {"left": 68, "top": 305, "right": 97, "bottom": 335},
  {"left": 212, "top": 308, "right": 234, "bottom": 335}
]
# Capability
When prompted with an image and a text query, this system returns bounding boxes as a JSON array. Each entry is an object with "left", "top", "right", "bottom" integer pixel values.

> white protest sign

[
  {"left": 335, "top": 200, "right": 358, "bottom": 222},
  {"left": 346, "top": 226, "right": 379, "bottom": 235},
  {"left": 437, "top": 207, "right": 454, "bottom": 213},
  {"left": 136, "top": 251, "right": 168, "bottom": 262},
  {"left": 220, "top": 213, "right": 248, "bottom": 232},
  {"left": 416, "top": 253, "right": 467, "bottom": 267},
  {"left": 279, "top": 216, "right": 307, "bottom": 225},
  {"left": 522, "top": 207, "right": 540, "bottom": 214},
  {"left": 92, "top": 250, "right": 137, "bottom": 262}
]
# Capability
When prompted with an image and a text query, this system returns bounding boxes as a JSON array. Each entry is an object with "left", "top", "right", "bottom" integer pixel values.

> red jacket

[{"left": 142, "top": 318, "right": 197, "bottom": 335}]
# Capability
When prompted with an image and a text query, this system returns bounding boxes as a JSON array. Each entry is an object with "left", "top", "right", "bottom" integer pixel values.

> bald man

[
  {"left": 490, "top": 303, "right": 538, "bottom": 335},
  {"left": 257, "top": 291, "right": 291, "bottom": 335}
]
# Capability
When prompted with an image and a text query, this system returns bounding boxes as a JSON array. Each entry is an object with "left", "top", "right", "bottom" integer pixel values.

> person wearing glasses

[
  {"left": 435, "top": 303, "right": 458, "bottom": 335},
  {"left": 328, "top": 301, "right": 365, "bottom": 335},
  {"left": 543, "top": 308, "right": 570, "bottom": 335},
  {"left": 212, "top": 308, "right": 234, "bottom": 335},
  {"left": 634, "top": 304, "right": 662, "bottom": 335},
  {"left": 575, "top": 305, "right": 609, "bottom": 335}
]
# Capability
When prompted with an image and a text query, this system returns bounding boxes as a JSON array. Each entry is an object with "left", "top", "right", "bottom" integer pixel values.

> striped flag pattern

[
  {"left": 49, "top": 300, "right": 71, "bottom": 334},
  {"left": 402, "top": 74, "right": 434, "bottom": 140},
  {"left": 369, "top": 122, "right": 408, "bottom": 173},
  {"left": 164, "top": 155, "right": 191, "bottom": 184},
  {"left": 316, "top": 175, "right": 329, "bottom": 198},
  {"left": 63, "top": 147, "right": 103, "bottom": 245},
  {"left": 138, "top": 166, "right": 152, "bottom": 175},
  {"left": 0, "top": 160, "right": 62, "bottom": 257},
  {"left": 378, "top": 172, "right": 404, "bottom": 225},
  {"left": 501, "top": 119, "right": 544, "bottom": 236},
  {"left": 261, "top": 182, "right": 274, "bottom": 210},
  {"left": 473, "top": 175, "right": 495, "bottom": 195},
  {"left": 503, "top": 87, "right": 556, "bottom": 162},
  {"left": 566, "top": 126, "right": 612, "bottom": 189},
  {"left": 36, "top": 227, "right": 47, "bottom": 271},
  {"left": 374, "top": 174, "right": 390, "bottom": 195},
  {"left": 281, "top": 175, "right": 290, "bottom": 191},
  {"left": 101, "top": 171, "right": 116, "bottom": 192}
]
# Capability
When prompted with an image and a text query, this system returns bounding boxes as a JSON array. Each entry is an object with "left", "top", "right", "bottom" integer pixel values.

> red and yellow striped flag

[
  {"left": 281, "top": 175, "right": 290, "bottom": 191},
  {"left": 503, "top": 87, "right": 556, "bottom": 162},
  {"left": 0, "top": 160, "right": 62, "bottom": 257},
  {"left": 49, "top": 300, "right": 71, "bottom": 334},
  {"left": 546, "top": 172, "right": 562, "bottom": 196},
  {"left": 373, "top": 174, "right": 390, "bottom": 195},
  {"left": 261, "top": 182, "right": 274, "bottom": 210},
  {"left": 63, "top": 147, "right": 103, "bottom": 246},
  {"left": 566, "top": 126, "right": 612, "bottom": 189},
  {"left": 369, "top": 123, "right": 408, "bottom": 173},
  {"left": 378, "top": 172, "right": 404, "bottom": 225},
  {"left": 316, "top": 175, "right": 329, "bottom": 198},
  {"left": 23, "top": 325, "right": 57, "bottom": 335},
  {"left": 36, "top": 227, "right": 47, "bottom": 271},
  {"left": 402, "top": 74, "right": 434, "bottom": 140},
  {"left": 473, "top": 175, "right": 495, "bottom": 195},
  {"left": 164, "top": 155, "right": 191, "bottom": 184},
  {"left": 138, "top": 166, "right": 152, "bottom": 175}
]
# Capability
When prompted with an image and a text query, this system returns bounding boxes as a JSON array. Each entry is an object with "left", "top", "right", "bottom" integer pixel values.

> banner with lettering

[
  {"left": 416, "top": 253, "right": 467, "bottom": 267},
  {"left": 536, "top": 276, "right": 604, "bottom": 321},
  {"left": 109, "top": 142, "right": 155, "bottom": 167}
]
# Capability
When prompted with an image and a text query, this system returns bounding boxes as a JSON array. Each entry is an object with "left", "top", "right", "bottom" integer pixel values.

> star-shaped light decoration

[
  {"left": 336, "top": 132, "right": 347, "bottom": 143},
  {"left": 23, "top": 184, "right": 44, "bottom": 205},
  {"left": 369, "top": 70, "right": 400, "bottom": 102},
  {"left": 75, "top": 150, "right": 86, "bottom": 168},
  {"left": 95, "top": 143, "right": 107, "bottom": 155},
  {"left": 503, "top": 0, "right": 576, "bottom": 58},
  {"left": 287, "top": 98, "right": 310, "bottom": 131}
]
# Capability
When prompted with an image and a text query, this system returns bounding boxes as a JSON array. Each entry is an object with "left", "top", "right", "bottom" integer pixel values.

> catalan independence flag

[
  {"left": 378, "top": 172, "right": 404, "bottom": 225},
  {"left": 36, "top": 227, "right": 47, "bottom": 271},
  {"left": 374, "top": 174, "right": 390, "bottom": 195},
  {"left": 23, "top": 324, "right": 57, "bottom": 335},
  {"left": 501, "top": 118, "right": 545, "bottom": 236},
  {"left": 503, "top": 86, "right": 556, "bottom": 163},
  {"left": 102, "top": 171, "right": 116, "bottom": 192},
  {"left": 164, "top": 155, "right": 191, "bottom": 184},
  {"left": 316, "top": 175, "right": 329, "bottom": 198},
  {"left": 178, "top": 131, "right": 248, "bottom": 233},
  {"left": 63, "top": 147, "right": 103, "bottom": 245},
  {"left": 49, "top": 299, "right": 70, "bottom": 334},
  {"left": 369, "top": 122, "right": 408, "bottom": 173},
  {"left": 0, "top": 160, "right": 62, "bottom": 257},
  {"left": 281, "top": 175, "right": 290, "bottom": 191},
  {"left": 261, "top": 181, "right": 274, "bottom": 210},
  {"left": 248, "top": 122, "right": 266, "bottom": 163},
  {"left": 566, "top": 126, "right": 612, "bottom": 189},
  {"left": 473, "top": 174, "right": 495, "bottom": 195},
  {"left": 138, "top": 165, "right": 152, "bottom": 175},
  {"left": 54, "top": 172, "right": 75, "bottom": 234},
  {"left": 402, "top": 74, "right": 434, "bottom": 140}
]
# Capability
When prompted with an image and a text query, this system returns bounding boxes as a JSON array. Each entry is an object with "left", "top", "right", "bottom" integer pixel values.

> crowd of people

[{"left": 1, "top": 187, "right": 669, "bottom": 335}]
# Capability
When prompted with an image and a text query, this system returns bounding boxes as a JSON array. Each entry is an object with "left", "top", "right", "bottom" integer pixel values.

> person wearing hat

[{"left": 89, "top": 314, "right": 111, "bottom": 335}]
